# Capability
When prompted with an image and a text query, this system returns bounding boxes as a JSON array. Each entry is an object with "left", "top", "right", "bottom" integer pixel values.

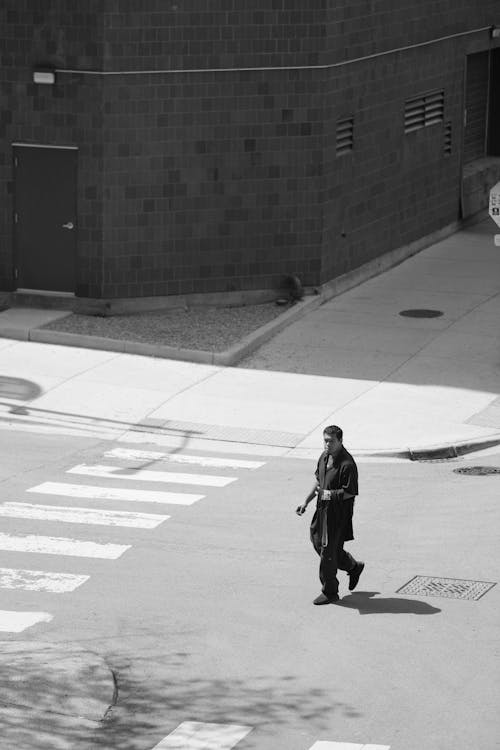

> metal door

[
  {"left": 13, "top": 145, "right": 77, "bottom": 293},
  {"left": 463, "top": 52, "right": 489, "bottom": 164}
]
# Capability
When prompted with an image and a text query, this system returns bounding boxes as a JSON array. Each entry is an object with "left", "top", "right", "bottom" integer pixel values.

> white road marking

[
  {"left": 0, "top": 532, "right": 129, "bottom": 559},
  {"left": 309, "top": 743, "right": 390, "bottom": 749},
  {"left": 0, "top": 567, "right": 89, "bottom": 592},
  {"left": 0, "top": 610, "right": 53, "bottom": 633},
  {"left": 105, "top": 447, "right": 265, "bottom": 470},
  {"left": 67, "top": 463, "right": 237, "bottom": 487},
  {"left": 152, "top": 721, "right": 252, "bottom": 749},
  {"left": 0, "top": 502, "right": 169, "bottom": 528},
  {"left": 28, "top": 482, "right": 204, "bottom": 506}
]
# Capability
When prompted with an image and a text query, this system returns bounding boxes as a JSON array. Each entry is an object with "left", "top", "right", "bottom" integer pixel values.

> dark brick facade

[
  {"left": 1, "top": 1, "right": 499, "bottom": 301},
  {"left": 0, "top": 2, "right": 105, "bottom": 296}
]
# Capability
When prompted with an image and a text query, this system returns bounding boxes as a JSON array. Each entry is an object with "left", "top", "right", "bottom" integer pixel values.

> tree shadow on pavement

[
  {"left": 0, "top": 640, "right": 114, "bottom": 750},
  {"left": 337, "top": 590, "right": 441, "bottom": 615},
  {"left": 0, "top": 642, "right": 359, "bottom": 750},
  {"left": 91, "top": 649, "right": 360, "bottom": 750}
]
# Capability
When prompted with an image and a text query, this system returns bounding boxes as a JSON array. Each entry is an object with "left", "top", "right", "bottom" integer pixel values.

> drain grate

[
  {"left": 399, "top": 308, "right": 443, "bottom": 318},
  {"left": 453, "top": 466, "right": 500, "bottom": 476},
  {"left": 397, "top": 576, "right": 496, "bottom": 601}
]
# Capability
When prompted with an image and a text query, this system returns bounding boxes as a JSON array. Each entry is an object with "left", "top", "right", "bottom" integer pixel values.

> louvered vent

[
  {"left": 404, "top": 90, "right": 444, "bottom": 133},
  {"left": 444, "top": 121, "right": 452, "bottom": 155},
  {"left": 336, "top": 116, "right": 354, "bottom": 155}
]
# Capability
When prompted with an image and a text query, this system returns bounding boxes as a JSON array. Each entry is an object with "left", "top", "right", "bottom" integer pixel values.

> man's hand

[{"left": 295, "top": 503, "right": 308, "bottom": 516}]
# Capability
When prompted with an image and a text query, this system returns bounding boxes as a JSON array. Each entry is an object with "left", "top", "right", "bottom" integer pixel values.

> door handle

[{"left": 62, "top": 222, "right": 74, "bottom": 230}]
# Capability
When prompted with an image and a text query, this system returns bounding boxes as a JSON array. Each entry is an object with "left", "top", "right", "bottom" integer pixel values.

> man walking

[{"left": 296, "top": 425, "right": 364, "bottom": 604}]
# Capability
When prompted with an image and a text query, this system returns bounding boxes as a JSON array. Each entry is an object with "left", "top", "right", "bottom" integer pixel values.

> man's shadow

[{"left": 337, "top": 590, "right": 441, "bottom": 615}]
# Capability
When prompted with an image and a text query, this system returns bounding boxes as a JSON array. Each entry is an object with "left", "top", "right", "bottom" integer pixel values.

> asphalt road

[{"left": 0, "top": 426, "right": 498, "bottom": 750}]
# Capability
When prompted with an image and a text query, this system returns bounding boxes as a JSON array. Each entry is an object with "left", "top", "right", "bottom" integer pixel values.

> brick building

[{"left": 1, "top": 2, "right": 499, "bottom": 310}]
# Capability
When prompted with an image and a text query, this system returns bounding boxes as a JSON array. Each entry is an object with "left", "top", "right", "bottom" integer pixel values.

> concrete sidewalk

[{"left": 0, "top": 218, "right": 499, "bottom": 458}]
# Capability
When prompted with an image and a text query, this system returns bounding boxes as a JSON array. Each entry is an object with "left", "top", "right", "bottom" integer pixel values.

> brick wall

[
  {"left": 1, "top": 1, "right": 499, "bottom": 300},
  {"left": 322, "top": 0, "right": 498, "bottom": 63},
  {"left": 99, "top": 67, "right": 324, "bottom": 298},
  {"left": 102, "top": 0, "right": 327, "bottom": 71},
  {"left": 99, "top": 1, "right": 327, "bottom": 297},
  {"left": 318, "top": 1, "right": 498, "bottom": 282},
  {"left": 320, "top": 41, "right": 464, "bottom": 282},
  {"left": 0, "top": 1, "right": 105, "bottom": 295}
]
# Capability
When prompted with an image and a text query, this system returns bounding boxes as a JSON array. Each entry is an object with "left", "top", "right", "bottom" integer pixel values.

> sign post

[{"left": 489, "top": 181, "right": 500, "bottom": 246}]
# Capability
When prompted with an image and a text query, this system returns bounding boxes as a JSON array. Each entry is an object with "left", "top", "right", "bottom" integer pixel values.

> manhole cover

[
  {"left": 399, "top": 309, "right": 443, "bottom": 318},
  {"left": 397, "top": 576, "right": 496, "bottom": 600},
  {"left": 453, "top": 466, "right": 500, "bottom": 476}
]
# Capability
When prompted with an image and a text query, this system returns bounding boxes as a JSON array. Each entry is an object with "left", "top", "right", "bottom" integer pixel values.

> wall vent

[
  {"left": 404, "top": 90, "right": 444, "bottom": 133},
  {"left": 444, "top": 121, "right": 452, "bottom": 155},
  {"left": 336, "top": 116, "right": 354, "bottom": 156}
]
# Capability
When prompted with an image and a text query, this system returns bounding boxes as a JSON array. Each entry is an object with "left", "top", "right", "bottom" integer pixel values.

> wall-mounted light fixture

[
  {"left": 33, "top": 68, "right": 56, "bottom": 85},
  {"left": 491, "top": 25, "right": 500, "bottom": 39}
]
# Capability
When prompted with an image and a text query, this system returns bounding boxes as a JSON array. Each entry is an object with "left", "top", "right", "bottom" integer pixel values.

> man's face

[{"left": 323, "top": 433, "right": 342, "bottom": 455}]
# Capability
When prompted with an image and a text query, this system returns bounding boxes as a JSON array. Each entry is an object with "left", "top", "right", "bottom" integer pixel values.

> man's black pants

[{"left": 314, "top": 541, "right": 357, "bottom": 598}]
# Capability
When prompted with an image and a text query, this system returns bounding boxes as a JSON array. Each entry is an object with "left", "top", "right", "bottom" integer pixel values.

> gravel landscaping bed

[{"left": 40, "top": 303, "right": 287, "bottom": 351}]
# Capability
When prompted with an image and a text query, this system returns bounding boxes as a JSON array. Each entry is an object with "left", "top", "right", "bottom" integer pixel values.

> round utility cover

[{"left": 399, "top": 309, "right": 443, "bottom": 318}]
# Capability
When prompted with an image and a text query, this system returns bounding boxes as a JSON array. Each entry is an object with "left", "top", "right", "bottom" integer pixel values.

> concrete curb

[
  {"left": 288, "top": 433, "right": 500, "bottom": 461},
  {"left": 0, "top": 210, "right": 489, "bottom": 365},
  {"left": 0, "top": 294, "right": 322, "bottom": 366},
  {"left": 213, "top": 295, "right": 322, "bottom": 365},
  {"left": 362, "top": 434, "right": 500, "bottom": 461},
  {"left": 18, "top": 215, "right": 465, "bottom": 366}
]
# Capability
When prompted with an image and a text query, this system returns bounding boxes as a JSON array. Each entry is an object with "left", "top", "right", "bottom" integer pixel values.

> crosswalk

[
  {"left": 0, "top": 444, "right": 266, "bottom": 632},
  {"left": 0, "top": 441, "right": 391, "bottom": 749},
  {"left": 28, "top": 481, "right": 204, "bottom": 506},
  {"left": 67, "top": 464, "right": 237, "bottom": 487},
  {"left": 0, "top": 502, "right": 169, "bottom": 528},
  {"left": 0, "top": 567, "right": 89, "bottom": 592},
  {"left": 0, "top": 609, "right": 53, "bottom": 633}
]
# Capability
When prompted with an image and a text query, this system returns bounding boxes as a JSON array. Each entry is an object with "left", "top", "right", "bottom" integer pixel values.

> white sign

[{"left": 489, "top": 181, "right": 500, "bottom": 227}]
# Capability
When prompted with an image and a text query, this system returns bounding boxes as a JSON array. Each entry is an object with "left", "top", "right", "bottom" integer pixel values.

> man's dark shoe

[
  {"left": 313, "top": 593, "right": 339, "bottom": 605},
  {"left": 348, "top": 561, "right": 365, "bottom": 591}
]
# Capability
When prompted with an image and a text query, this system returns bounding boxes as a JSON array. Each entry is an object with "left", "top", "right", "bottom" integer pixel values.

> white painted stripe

[
  {"left": 0, "top": 567, "right": 89, "bottom": 593},
  {"left": 0, "top": 533, "right": 129, "bottom": 559},
  {"left": 105, "top": 447, "right": 265, "bottom": 470},
  {"left": 67, "top": 464, "right": 236, "bottom": 487},
  {"left": 28, "top": 482, "right": 203, "bottom": 506},
  {"left": 0, "top": 610, "right": 53, "bottom": 633},
  {"left": 0, "top": 502, "right": 169, "bottom": 528},
  {"left": 152, "top": 721, "right": 252, "bottom": 749},
  {"left": 309, "top": 743, "right": 390, "bottom": 749}
]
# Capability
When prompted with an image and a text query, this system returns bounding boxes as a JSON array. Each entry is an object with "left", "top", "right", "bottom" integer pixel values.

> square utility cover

[{"left": 396, "top": 576, "right": 496, "bottom": 601}]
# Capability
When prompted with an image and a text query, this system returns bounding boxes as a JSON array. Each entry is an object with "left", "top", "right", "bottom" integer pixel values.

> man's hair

[{"left": 323, "top": 425, "right": 343, "bottom": 441}]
